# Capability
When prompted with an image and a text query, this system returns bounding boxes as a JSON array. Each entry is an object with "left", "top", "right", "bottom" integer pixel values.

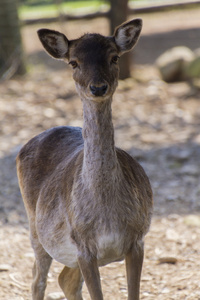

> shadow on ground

[{"left": 1, "top": 139, "right": 200, "bottom": 228}]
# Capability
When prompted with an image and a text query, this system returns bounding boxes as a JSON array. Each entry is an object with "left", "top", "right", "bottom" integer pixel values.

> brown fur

[{"left": 17, "top": 19, "right": 153, "bottom": 300}]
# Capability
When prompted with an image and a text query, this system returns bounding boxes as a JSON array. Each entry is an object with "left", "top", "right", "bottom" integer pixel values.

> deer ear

[
  {"left": 114, "top": 19, "right": 142, "bottom": 55},
  {"left": 37, "top": 29, "right": 69, "bottom": 59}
]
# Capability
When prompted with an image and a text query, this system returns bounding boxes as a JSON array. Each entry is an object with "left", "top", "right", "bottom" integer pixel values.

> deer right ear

[{"left": 37, "top": 29, "right": 69, "bottom": 59}]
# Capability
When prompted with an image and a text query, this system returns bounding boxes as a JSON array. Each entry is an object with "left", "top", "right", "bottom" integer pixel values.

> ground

[{"left": 1, "top": 7, "right": 200, "bottom": 300}]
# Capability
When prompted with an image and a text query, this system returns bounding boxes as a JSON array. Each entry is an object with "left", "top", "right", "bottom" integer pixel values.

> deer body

[{"left": 17, "top": 19, "right": 153, "bottom": 300}]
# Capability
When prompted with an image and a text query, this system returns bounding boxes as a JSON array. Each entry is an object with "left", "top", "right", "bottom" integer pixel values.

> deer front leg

[
  {"left": 31, "top": 247, "right": 52, "bottom": 300},
  {"left": 78, "top": 255, "right": 103, "bottom": 300},
  {"left": 125, "top": 240, "right": 144, "bottom": 300},
  {"left": 29, "top": 224, "right": 52, "bottom": 300}
]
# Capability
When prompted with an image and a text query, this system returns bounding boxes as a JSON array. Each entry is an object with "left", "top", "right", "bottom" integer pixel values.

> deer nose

[{"left": 90, "top": 84, "right": 108, "bottom": 97}]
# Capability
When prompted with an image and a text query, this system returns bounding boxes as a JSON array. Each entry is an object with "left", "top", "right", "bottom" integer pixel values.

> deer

[{"left": 16, "top": 18, "right": 153, "bottom": 300}]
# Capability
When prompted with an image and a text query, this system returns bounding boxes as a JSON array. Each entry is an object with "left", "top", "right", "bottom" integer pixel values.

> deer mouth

[{"left": 87, "top": 80, "right": 116, "bottom": 102}]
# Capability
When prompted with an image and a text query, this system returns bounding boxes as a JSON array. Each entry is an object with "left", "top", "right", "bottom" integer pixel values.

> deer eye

[
  {"left": 69, "top": 60, "right": 78, "bottom": 69},
  {"left": 111, "top": 56, "right": 120, "bottom": 64}
]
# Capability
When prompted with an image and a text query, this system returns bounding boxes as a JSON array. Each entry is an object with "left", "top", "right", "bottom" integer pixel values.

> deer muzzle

[{"left": 90, "top": 84, "right": 108, "bottom": 97}]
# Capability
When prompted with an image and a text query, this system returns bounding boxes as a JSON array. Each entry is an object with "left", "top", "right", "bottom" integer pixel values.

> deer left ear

[{"left": 114, "top": 18, "right": 142, "bottom": 55}]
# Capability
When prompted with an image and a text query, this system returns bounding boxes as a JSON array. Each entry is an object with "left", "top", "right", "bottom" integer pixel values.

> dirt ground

[{"left": 1, "top": 7, "right": 200, "bottom": 300}]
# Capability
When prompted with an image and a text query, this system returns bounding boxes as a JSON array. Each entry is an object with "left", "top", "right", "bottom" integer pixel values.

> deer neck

[{"left": 81, "top": 97, "right": 118, "bottom": 189}]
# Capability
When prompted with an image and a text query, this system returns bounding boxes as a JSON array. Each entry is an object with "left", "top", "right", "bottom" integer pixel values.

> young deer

[{"left": 16, "top": 19, "right": 153, "bottom": 300}]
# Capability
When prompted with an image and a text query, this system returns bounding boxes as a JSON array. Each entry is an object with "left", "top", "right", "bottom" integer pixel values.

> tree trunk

[
  {"left": 109, "top": 0, "right": 130, "bottom": 79},
  {"left": 0, "top": 0, "right": 26, "bottom": 79}
]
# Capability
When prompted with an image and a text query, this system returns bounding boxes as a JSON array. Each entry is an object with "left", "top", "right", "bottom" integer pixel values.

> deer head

[{"left": 37, "top": 19, "right": 142, "bottom": 102}]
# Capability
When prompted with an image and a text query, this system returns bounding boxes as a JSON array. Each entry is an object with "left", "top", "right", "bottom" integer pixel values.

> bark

[
  {"left": 0, "top": 0, "right": 26, "bottom": 79},
  {"left": 109, "top": 0, "right": 130, "bottom": 79}
]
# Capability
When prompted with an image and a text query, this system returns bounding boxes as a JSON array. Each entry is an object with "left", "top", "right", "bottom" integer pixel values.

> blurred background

[{"left": 1, "top": 1, "right": 200, "bottom": 299}]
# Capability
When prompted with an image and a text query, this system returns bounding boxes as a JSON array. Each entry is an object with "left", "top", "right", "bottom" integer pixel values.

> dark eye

[
  {"left": 111, "top": 56, "right": 120, "bottom": 64},
  {"left": 69, "top": 61, "right": 78, "bottom": 69}
]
